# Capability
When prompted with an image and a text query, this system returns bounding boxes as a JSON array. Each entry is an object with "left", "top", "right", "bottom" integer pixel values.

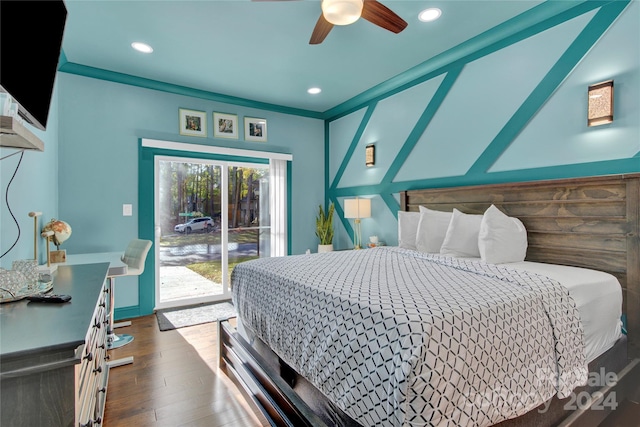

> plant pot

[{"left": 318, "top": 244, "right": 333, "bottom": 253}]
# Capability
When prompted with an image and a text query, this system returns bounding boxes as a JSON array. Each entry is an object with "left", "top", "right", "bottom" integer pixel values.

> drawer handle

[
  {"left": 99, "top": 302, "right": 106, "bottom": 308},
  {"left": 98, "top": 343, "right": 105, "bottom": 350},
  {"left": 93, "top": 320, "right": 101, "bottom": 329},
  {"left": 79, "top": 421, "right": 93, "bottom": 427},
  {"left": 98, "top": 387, "right": 106, "bottom": 393},
  {"left": 93, "top": 366, "right": 102, "bottom": 374},
  {"left": 93, "top": 417, "right": 102, "bottom": 425},
  {"left": 83, "top": 352, "right": 93, "bottom": 362}
]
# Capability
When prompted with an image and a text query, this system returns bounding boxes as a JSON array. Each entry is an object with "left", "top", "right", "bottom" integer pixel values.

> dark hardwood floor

[
  {"left": 103, "top": 315, "right": 267, "bottom": 427},
  {"left": 104, "top": 315, "right": 639, "bottom": 427},
  {"left": 599, "top": 399, "right": 640, "bottom": 427}
]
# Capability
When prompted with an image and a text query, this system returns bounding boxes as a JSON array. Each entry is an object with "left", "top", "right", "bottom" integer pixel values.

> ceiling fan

[{"left": 256, "top": 0, "right": 408, "bottom": 44}]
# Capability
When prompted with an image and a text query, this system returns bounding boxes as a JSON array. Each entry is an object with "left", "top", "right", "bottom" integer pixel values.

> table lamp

[{"left": 344, "top": 197, "right": 371, "bottom": 249}]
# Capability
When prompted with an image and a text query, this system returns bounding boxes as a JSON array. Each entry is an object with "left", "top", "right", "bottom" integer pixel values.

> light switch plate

[{"left": 123, "top": 204, "right": 133, "bottom": 216}]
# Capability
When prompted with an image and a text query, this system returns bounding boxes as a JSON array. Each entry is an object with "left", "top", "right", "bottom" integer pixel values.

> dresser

[{"left": 0, "top": 262, "right": 111, "bottom": 427}]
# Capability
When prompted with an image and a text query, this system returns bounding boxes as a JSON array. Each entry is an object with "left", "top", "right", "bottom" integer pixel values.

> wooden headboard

[{"left": 401, "top": 173, "right": 640, "bottom": 359}]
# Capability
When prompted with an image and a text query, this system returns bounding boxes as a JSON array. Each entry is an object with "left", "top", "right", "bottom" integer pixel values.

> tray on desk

[{"left": 0, "top": 280, "right": 54, "bottom": 303}]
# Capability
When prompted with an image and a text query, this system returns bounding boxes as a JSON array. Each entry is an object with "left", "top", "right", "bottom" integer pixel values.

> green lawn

[
  {"left": 160, "top": 228, "right": 260, "bottom": 247},
  {"left": 160, "top": 228, "right": 261, "bottom": 283},
  {"left": 186, "top": 256, "right": 259, "bottom": 283}
]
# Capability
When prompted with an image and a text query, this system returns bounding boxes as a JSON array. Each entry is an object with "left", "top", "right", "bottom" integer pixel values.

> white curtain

[{"left": 269, "top": 159, "right": 288, "bottom": 257}]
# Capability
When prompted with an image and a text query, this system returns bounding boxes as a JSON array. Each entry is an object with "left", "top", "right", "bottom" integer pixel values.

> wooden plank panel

[
  {"left": 408, "top": 201, "right": 626, "bottom": 218},
  {"left": 408, "top": 182, "right": 626, "bottom": 204},
  {"left": 628, "top": 289, "right": 640, "bottom": 358},
  {"left": 525, "top": 247, "right": 627, "bottom": 273},
  {"left": 625, "top": 178, "right": 640, "bottom": 358},
  {"left": 520, "top": 217, "right": 629, "bottom": 235},
  {"left": 527, "top": 232, "right": 626, "bottom": 253},
  {"left": 611, "top": 272, "right": 627, "bottom": 290}
]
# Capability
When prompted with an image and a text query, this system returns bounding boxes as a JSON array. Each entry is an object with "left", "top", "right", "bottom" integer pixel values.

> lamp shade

[{"left": 344, "top": 198, "right": 371, "bottom": 219}]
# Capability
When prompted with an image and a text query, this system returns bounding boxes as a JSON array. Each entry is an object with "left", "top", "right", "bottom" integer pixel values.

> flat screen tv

[{"left": 0, "top": 0, "right": 67, "bottom": 131}]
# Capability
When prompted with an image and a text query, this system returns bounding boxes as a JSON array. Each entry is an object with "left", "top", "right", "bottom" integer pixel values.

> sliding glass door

[{"left": 155, "top": 155, "right": 269, "bottom": 309}]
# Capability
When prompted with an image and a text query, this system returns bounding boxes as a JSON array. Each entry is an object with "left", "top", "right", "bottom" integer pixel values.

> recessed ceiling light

[
  {"left": 418, "top": 8, "right": 442, "bottom": 22},
  {"left": 308, "top": 87, "right": 322, "bottom": 95},
  {"left": 131, "top": 42, "right": 153, "bottom": 53}
]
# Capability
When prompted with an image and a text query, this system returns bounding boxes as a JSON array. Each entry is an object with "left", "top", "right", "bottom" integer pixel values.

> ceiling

[{"left": 61, "top": 0, "right": 544, "bottom": 115}]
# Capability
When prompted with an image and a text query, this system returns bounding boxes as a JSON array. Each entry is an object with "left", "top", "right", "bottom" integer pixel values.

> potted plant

[{"left": 315, "top": 202, "right": 335, "bottom": 253}]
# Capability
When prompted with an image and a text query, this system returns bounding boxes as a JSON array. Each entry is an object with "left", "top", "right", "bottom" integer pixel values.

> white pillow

[
  {"left": 478, "top": 204, "right": 528, "bottom": 264},
  {"left": 415, "top": 206, "right": 453, "bottom": 253},
  {"left": 397, "top": 211, "right": 421, "bottom": 250},
  {"left": 440, "top": 208, "right": 483, "bottom": 257}
]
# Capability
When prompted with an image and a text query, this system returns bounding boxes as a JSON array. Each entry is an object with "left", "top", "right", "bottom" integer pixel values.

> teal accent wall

[
  {"left": 0, "top": 86, "right": 60, "bottom": 269},
  {"left": 4, "top": 0, "right": 638, "bottom": 320},
  {"left": 56, "top": 74, "right": 323, "bottom": 317},
  {"left": 327, "top": 0, "right": 639, "bottom": 249}
]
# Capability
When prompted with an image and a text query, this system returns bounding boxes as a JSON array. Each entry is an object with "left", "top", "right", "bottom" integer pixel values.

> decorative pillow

[
  {"left": 478, "top": 204, "right": 528, "bottom": 264},
  {"left": 397, "top": 211, "right": 421, "bottom": 250},
  {"left": 415, "top": 206, "right": 453, "bottom": 253},
  {"left": 440, "top": 208, "right": 483, "bottom": 257}
]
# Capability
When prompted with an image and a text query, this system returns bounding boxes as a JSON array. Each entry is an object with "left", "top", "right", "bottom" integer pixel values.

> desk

[
  {"left": 63, "top": 252, "right": 128, "bottom": 277},
  {"left": 0, "top": 263, "right": 110, "bottom": 426}
]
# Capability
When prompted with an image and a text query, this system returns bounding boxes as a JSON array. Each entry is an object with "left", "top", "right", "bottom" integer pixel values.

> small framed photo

[
  {"left": 213, "top": 112, "right": 238, "bottom": 139},
  {"left": 179, "top": 108, "right": 207, "bottom": 137},
  {"left": 244, "top": 117, "right": 267, "bottom": 142}
]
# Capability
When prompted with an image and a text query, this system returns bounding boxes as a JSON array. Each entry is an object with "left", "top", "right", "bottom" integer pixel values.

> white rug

[{"left": 155, "top": 301, "right": 236, "bottom": 331}]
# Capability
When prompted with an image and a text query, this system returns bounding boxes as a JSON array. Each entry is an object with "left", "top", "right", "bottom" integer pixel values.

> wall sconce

[
  {"left": 365, "top": 144, "right": 375, "bottom": 167},
  {"left": 588, "top": 80, "right": 613, "bottom": 127}
]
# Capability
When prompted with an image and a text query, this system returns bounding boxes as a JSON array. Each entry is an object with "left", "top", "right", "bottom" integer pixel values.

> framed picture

[
  {"left": 244, "top": 117, "right": 267, "bottom": 142},
  {"left": 179, "top": 108, "right": 207, "bottom": 137},
  {"left": 213, "top": 112, "right": 238, "bottom": 139}
]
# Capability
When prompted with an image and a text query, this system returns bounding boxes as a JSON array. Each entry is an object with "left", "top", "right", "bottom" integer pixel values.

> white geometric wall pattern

[
  {"left": 393, "top": 9, "right": 592, "bottom": 183},
  {"left": 325, "top": 1, "right": 636, "bottom": 248},
  {"left": 335, "top": 75, "right": 445, "bottom": 189},
  {"left": 491, "top": 2, "right": 639, "bottom": 172},
  {"left": 329, "top": 107, "right": 367, "bottom": 183}
]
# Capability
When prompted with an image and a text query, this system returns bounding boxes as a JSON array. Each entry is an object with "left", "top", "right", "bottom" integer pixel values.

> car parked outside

[{"left": 174, "top": 217, "right": 214, "bottom": 234}]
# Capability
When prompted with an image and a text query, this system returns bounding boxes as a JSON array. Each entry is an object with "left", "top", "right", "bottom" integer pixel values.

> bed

[{"left": 218, "top": 173, "right": 640, "bottom": 427}]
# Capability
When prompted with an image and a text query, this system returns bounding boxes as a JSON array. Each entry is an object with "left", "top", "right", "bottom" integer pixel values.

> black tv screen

[{"left": 0, "top": 0, "right": 67, "bottom": 131}]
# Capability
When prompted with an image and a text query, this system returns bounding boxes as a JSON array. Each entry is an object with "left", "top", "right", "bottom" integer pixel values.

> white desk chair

[{"left": 107, "top": 239, "right": 152, "bottom": 367}]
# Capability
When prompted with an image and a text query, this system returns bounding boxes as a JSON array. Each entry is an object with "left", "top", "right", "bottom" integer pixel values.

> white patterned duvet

[{"left": 231, "top": 247, "right": 588, "bottom": 427}]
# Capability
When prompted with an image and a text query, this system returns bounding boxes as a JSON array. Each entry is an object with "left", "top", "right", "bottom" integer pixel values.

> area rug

[{"left": 155, "top": 301, "right": 237, "bottom": 331}]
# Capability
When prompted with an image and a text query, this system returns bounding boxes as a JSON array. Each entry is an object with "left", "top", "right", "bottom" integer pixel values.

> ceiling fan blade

[
  {"left": 309, "top": 14, "right": 334, "bottom": 45},
  {"left": 361, "top": 0, "right": 408, "bottom": 34}
]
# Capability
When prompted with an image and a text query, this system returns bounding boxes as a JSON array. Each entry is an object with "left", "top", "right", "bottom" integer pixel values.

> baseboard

[{"left": 114, "top": 305, "right": 141, "bottom": 321}]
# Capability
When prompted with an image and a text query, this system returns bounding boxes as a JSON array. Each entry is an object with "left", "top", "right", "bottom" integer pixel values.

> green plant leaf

[{"left": 315, "top": 202, "right": 334, "bottom": 245}]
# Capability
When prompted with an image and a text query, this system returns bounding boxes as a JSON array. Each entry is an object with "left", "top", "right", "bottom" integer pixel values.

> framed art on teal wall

[
  {"left": 179, "top": 108, "right": 207, "bottom": 137},
  {"left": 244, "top": 117, "right": 267, "bottom": 142},
  {"left": 213, "top": 112, "right": 238, "bottom": 139}
]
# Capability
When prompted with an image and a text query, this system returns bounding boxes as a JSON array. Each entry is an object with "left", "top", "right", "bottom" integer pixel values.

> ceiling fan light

[{"left": 322, "top": 0, "right": 363, "bottom": 26}]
